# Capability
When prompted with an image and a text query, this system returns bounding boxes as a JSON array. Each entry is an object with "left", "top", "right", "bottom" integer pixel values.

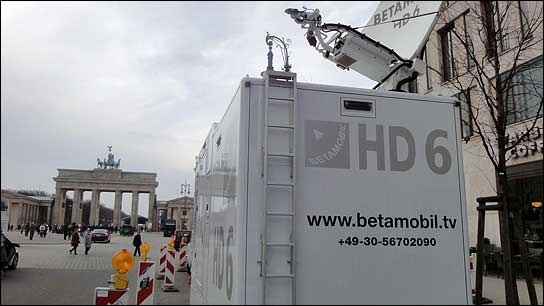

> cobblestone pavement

[
  {"left": 3, "top": 231, "right": 541, "bottom": 304},
  {"left": 1, "top": 231, "right": 190, "bottom": 305},
  {"left": 482, "top": 275, "right": 543, "bottom": 305}
]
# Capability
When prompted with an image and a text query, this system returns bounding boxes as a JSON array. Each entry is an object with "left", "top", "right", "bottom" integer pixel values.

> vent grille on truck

[{"left": 335, "top": 54, "right": 357, "bottom": 69}]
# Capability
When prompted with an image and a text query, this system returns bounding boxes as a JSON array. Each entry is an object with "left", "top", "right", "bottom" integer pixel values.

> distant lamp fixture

[
  {"left": 181, "top": 182, "right": 191, "bottom": 196},
  {"left": 265, "top": 32, "right": 292, "bottom": 72},
  {"left": 531, "top": 202, "right": 542, "bottom": 208}
]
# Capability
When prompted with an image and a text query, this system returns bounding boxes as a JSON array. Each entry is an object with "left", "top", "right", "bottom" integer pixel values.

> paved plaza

[
  {"left": 2, "top": 230, "right": 542, "bottom": 305},
  {"left": 1, "top": 231, "right": 190, "bottom": 305}
]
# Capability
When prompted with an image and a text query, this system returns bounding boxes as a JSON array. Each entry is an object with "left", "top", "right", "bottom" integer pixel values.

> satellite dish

[{"left": 361, "top": 1, "right": 443, "bottom": 59}]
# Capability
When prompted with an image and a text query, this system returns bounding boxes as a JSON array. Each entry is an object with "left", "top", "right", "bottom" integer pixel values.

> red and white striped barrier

[
  {"left": 177, "top": 244, "right": 187, "bottom": 272},
  {"left": 137, "top": 261, "right": 156, "bottom": 305},
  {"left": 161, "top": 249, "right": 179, "bottom": 292},
  {"left": 157, "top": 245, "right": 167, "bottom": 280},
  {"left": 94, "top": 287, "right": 129, "bottom": 305}
]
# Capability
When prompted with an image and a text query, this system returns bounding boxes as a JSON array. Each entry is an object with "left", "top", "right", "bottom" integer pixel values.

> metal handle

[{"left": 259, "top": 234, "right": 264, "bottom": 277}]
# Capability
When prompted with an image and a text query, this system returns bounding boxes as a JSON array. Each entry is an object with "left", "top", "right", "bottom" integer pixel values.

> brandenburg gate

[{"left": 52, "top": 147, "right": 158, "bottom": 229}]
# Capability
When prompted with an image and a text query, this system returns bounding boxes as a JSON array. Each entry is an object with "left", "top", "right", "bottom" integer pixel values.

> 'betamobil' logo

[{"left": 305, "top": 120, "right": 350, "bottom": 169}]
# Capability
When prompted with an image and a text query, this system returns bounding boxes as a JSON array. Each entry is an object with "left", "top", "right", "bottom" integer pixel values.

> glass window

[
  {"left": 481, "top": 1, "right": 511, "bottom": 57},
  {"left": 503, "top": 56, "right": 543, "bottom": 125},
  {"left": 182, "top": 210, "right": 187, "bottom": 216},
  {"left": 518, "top": 1, "right": 531, "bottom": 37},
  {"left": 440, "top": 24, "right": 456, "bottom": 81},
  {"left": 463, "top": 14, "right": 475, "bottom": 70},
  {"left": 508, "top": 173, "right": 543, "bottom": 243},
  {"left": 420, "top": 42, "right": 432, "bottom": 91},
  {"left": 455, "top": 88, "right": 474, "bottom": 138}
]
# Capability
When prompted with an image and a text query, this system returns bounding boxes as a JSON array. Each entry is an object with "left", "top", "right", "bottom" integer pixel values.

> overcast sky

[{"left": 1, "top": 1, "right": 378, "bottom": 216}]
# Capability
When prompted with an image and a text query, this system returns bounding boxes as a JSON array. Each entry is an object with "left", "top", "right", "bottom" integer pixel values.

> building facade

[
  {"left": 1, "top": 190, "right": 54, "bottom": 228},
  {"left": 415, "top": 1, "right": 543, "bottom": 246},
  {"left": 157, "top": 196, "right": 194, "bottom": 231}
]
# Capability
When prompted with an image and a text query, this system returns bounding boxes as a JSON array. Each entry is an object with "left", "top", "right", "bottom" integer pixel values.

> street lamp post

[{"left": 265, "top": 32, "right": 292, "bottom": 72}]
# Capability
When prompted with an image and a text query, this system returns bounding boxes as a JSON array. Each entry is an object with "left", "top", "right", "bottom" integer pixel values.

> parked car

[
  {"left": 1, "top": 233, "right": 20, "bottom": 270},
  {"left": 119, "top": 225, "right": 134, "bottom": 236},
  {"left": 91, "top": 229, "right": 111, "bottom": 243}
]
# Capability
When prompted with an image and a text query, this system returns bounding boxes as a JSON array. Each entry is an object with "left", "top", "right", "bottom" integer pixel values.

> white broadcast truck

[{"left": 189, "top": 3, "right": 471, "bottom": 305}]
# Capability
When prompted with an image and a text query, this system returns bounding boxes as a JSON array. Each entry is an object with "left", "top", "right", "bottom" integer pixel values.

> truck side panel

[
  {"left": 191, "top": 83, "right": 249, "bottom": 305},
  {"left": 190, "top": 124, "right": 215, "bottom": 305},
  {"left": 244, "top": 79, "right": 470, "bottom": 304},
  {"left": 294, "top": 87, "right": 469, "bottom": 304}
]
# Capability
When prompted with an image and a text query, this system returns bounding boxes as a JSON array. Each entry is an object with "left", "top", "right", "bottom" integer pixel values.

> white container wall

[{"left": 191, "top": 73, "right": 471, "bottom": 305}]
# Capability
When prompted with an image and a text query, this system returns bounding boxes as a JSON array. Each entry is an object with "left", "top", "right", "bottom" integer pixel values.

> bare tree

[
  {"left": 14, "top": 189, "right": 52, "bottom": 197},
  {"left": 426, "top": 1, "right": 542, "bottom": 305}
]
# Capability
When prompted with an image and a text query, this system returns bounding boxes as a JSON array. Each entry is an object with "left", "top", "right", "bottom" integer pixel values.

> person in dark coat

[
  {"left": 24, "top": 223, "right": 30, "bottom": 236},
  {"left": 69, "top": 228, "right": 80, "bottom": 255},
  {"left": 133, "top": 231, "right": 142, "bottom": 257},
  {"left": 29, "top": 223, "right": 36, "bottom": 240},
  {"left": 62, "top": 225, "right": 67, "bottom": 240}
]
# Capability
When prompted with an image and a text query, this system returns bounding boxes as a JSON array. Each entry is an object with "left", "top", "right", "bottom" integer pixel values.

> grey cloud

[{"left": 2, "top": 1, "right": 379, "bottom": 213}]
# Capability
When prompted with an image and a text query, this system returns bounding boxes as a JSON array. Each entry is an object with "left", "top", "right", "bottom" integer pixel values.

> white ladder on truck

[{"left": 261, "top": 70, "right": 297, "bottom": 305}]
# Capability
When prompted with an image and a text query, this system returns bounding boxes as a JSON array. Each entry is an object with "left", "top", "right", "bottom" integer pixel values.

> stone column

[
  {"left": 26, "top": 204, "right": 31, "bottom": 224},
  {"left": 21, "top": 204, "right": 26, "bottom": 224},
  {"left": 90, "top": 190, "right": 100, "bottom": 226},
  {"left": 131, "top": 191, "right": 139, "bottom": 227},
  {"left": 39, "top": 206, "right": 44, "bottom": 224},
  {"left": 148, "top": 191, "right": 155, "bottom": 231},
  {"left": 53, "top": 189, "right": 60, "bottom": 225},
  {"left": 16, "top": 203, "right": 22, "bottom": 226},
  {"left": 32, "top": 205, "right": 37, "bottom": 223},
  {"left": 96, "top": 191, "right": 102, "bottom": 226},
  {"left": 46, "top": 206, "right": 52, "bottom": 226},
  {"left": 175, "top": 208, "right": 181, "bottom": 230},
  {"left": 76, "top": 191, "right": 84, "bottom": 224},
  {"left": 54, "top": 189, "right": 66, "bottom": 225},
  {"left": 27, "top": 204, "right": 32, "bottom": 223},
  {"left": 113, "top": 190, "right": 122, "bottom": 228},
  {"left": 71, "top": 189, "right": 82, "bottom": 224},
  {"left": 21, "top": 203, "right": 26, "bottom": 224},
  {"left": 28, "top": 204, "right": 33, "bottom": 223}
]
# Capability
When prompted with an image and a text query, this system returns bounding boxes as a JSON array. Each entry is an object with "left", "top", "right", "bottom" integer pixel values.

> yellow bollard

[
  {"left": 111, "top": 249, "right": 135, "bottom": 290},
  {"left": 140, "top": 242, "right": 150, "bottom": 261}
]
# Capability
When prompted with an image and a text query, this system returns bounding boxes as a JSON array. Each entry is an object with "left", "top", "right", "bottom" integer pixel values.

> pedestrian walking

[
  {"left": 133, "top": 231, "right": 142, "bottom": 257},
  {"left": 29, "top": 224, "right": 36, "bottom": 240},
  {"left": 69, "top": 228, "right": 80, "bottom": 255},
  {"left": 63, "top": 224, "right": 69, "bottom": 240},
  {"left": 19, "top": 225, "right": 23, "bottom": 234},
  {"left": 24, "top": 223, "right": 30, "bottom": 236},
  {"left": 39, "top": 224, "right": 46, "bottom": 238},
  {"left": 84, "top": 229, "right": 92, "bottom": 255}
]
